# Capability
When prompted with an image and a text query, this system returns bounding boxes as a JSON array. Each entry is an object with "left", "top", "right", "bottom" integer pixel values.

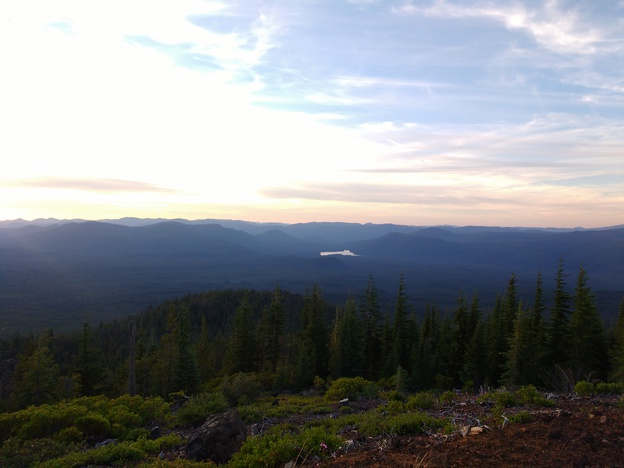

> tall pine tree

[
  {"left": 547, "top": 259, "right": 571, "bottom": 367},
  {"left": 568, "top": 266, "right": 607, "bottom": 379},
  {"left": 360, "top": 275, "right": 383, "bottom": 381}
]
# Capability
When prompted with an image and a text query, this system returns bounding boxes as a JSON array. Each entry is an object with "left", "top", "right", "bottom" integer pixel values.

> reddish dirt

[{"left": 321, "top": 396, "right": 624, "bottom": 467}]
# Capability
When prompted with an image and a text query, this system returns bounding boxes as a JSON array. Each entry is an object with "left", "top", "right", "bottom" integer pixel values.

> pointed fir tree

[
  {"left": 462, "top": 320, "right": 486, "bottom": 390},
  {"left": 568, "top": 266, "right": 607, "bottom": 379},
  {"left": 392, "top": 274, "right": 412, "bottom": 371},
  {"left": 76, "top": 322, "right": 109, "bottom": 397},
  {"left": 412, "top": 304, "right": 439, "bottom": 390},
  {"left": 502, "top": 273, "right": 519, "bottom": 340},
  {"left": 484, "top": 296, "right": 507, "bottom": 386},
  {"left": 502, "top": 302, "right": 533, "bottom": 386},
  {"left": 336, "top": 296, "right": 364, "bottom": 378},
  {"left": 10, "top": 330, "right": 59, "bottom": 409},
  {"left": 528, "top": 272, "right": 548, "bottom": 385},
  {"left": 127, "top": 320, "right": 137, "bottom": 396},
  {"left": 295, "top": 284, "right": 329, "bottom": 387},
  {"left": 258, "top": 286, "right": 287, "bottom": 373},
  {"left": 224, "top": 298, "right": 257, "bottom": 374},
  {"left": 172, "top": 308, "right": 201, "bottom": 394},
  {"left": 610, "top": 297, "right": 624, "bottom": 381},
  {"left": 195, "top": 315, "right": 215, "bottom": 382},
  {"left": 547, "top": 259, "right": 572, "bottom": 367},
  {"left": 360, "top": 274, "right": 383, "bottom": 381},
  {"left": 450, "top": 292, "right": 470, "bottom": 386}
]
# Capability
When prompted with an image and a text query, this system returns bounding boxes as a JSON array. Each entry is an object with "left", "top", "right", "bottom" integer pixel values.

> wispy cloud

[
  {"left": 393, "top": 0, "right": 611, "bottom": 56},
  {"left": 8, "top": 178, "right": 176, "bottom": 194}
]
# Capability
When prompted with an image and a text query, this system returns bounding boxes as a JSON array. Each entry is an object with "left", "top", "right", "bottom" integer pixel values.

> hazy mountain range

[{"left": 1, "top": 218, "right": 622, "bottom": 332}]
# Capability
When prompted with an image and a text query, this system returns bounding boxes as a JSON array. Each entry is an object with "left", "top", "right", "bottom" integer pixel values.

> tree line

[{"left": 2, "top": 261, "right": 624, "bottom": 411}]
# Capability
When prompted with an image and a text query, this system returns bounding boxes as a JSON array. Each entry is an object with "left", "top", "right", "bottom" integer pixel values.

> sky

[{"left": 1, "top": 0, "right": 623, "bottom": 228}]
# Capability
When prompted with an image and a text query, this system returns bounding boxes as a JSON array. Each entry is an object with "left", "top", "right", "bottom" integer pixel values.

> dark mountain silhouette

[{"left": 0, "top": 219, "right": 622, "bottom": 332}]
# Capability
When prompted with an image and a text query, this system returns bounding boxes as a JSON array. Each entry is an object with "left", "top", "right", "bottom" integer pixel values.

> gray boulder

[{"left": 185, "top": 409, "right": 247, "bottom": 463}]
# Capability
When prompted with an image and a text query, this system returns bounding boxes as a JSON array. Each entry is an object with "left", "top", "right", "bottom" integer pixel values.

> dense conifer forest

[{"left": 2, "top": 262, "right": 623, "bottom": 411}]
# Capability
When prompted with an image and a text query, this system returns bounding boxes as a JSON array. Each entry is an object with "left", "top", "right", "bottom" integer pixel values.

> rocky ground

[
  {"left": 322, "top": 395, "right": 624, "bottom": 467},
  {"left": 165, "top": 394, "right": 624, "bottom": 467}
]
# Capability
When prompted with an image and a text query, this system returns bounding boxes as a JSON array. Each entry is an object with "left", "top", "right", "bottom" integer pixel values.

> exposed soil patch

[{"left": 322, "top": 396, "right": 624, "bottom": 467}]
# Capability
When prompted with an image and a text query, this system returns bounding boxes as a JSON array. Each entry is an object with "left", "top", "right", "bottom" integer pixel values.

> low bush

[
  {"left": 221, "top": 373, "right": 263, "bottom": 407},
  {"left": 228, "top": 424, "right": 342, "bottom": 468},
  {"left": 406, "top": 392, "right": 435, "bottom": 410},
  {"left": 509, "top": 411, "right": 535, "bottom": 424},
  {"left": 595, "top": 382, "right": 624, "bottom": 395},
  {"left": 516, "top": 385, "right": 554, "bottom": 407},
  {"left": 176, "top": 392, "right": 229, "bottom": 426},
  {"left": 325, "top": 377, "right": 376, "bottom": 401},
  {"left": 438, "top": 390, "right": 455, "bottom": 405},
  {"left": 574, "top": 380, "right": 595, "bottom": 396},
  {"left": 357, "top": 411, "right": 445, "bottom": 437},
  {"left": 0, "top": 436, "right": 77, "bottom": 468},
  {"left": 379, "top": 399, "right": 405, "bottom": 416}
]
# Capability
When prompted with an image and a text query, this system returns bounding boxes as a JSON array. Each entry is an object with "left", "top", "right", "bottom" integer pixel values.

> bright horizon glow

[{"left": 1, "top": 1, "right": 623, "bottom": 228}]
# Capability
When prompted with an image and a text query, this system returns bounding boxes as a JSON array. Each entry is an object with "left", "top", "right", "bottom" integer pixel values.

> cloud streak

[{"left": 7, "top": 178, "right": 177, "bottom": 193}]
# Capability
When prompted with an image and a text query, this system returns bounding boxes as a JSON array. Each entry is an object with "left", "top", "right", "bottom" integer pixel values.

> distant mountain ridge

[{"left": 0, "top": 218, "right": 622, "bottom": 332}]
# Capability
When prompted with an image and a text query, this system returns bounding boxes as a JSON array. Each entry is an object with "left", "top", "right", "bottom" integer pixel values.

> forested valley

[
  {"left": 3, "top": 261, "right": 624, "bottom": 409},
  {"left": 2, "top": 262, "right": 624, "bottom": 466}
]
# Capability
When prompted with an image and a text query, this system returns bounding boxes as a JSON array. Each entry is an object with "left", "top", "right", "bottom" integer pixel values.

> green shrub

[
  {"left": 509, "top": 411, "right": 535, "bottom": 424},
  {"left": 228, "top": 425, "right": 342, "bottom": 468},
  {"left": 37, "top": 435, "right": 183, "bottom": 468},
  {"left": 574, "top": 380, "right": 595, "bottom": 396},
  {"left": 595, "top": 382, "right": 624, "bottom": 395},
  {"left": 56, "top": 426, "right": 83, "bottom": 443},
  {"left": 74, "top": 413, "right": 113, "bottom": 439},
  {"left": 357, "top": 411, "right": 445, "bottom": 437},
  {"left": 380, "top": 389, "right": 405, "bottom": 402},
  {"left": 516, "top": 385, "right": 554, "bottom": 407},
  {"left": 492, "top": 390, "right": 518, "bottom": 408},
  {"left": 406, "top": 392, "right": 435, "bottom": 410},
  {"left": 0, "top": 436, "right": 77, "bottom": 468},
  {"left": 176, "top": 392, "right": 229, "bottom": 426},
  {"left": 380, "top": 399, "right": 405, "bottom": 415},
  {"left": 434, "top": 374, "right": 454, "bottom": 391},
  {"left": 325, "top": 377, "right": 375, "bottom": 401},
  {"left": 0, "top": 411, "right": 29, "bottom": 443},
  {"left": 221, "top": 374, "right": 263, "bottom": 407},
  {"left": 438, "top": 390, "right": 455, "bottom": 405}
]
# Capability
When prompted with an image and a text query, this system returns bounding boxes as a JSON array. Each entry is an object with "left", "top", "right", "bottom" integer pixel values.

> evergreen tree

[
  {"left": 391, "top": 274, "right": 411, "bottom": 372},
  {"left": 10, "top": 330, "right": 59, "bottom": 408},
  {"left": 450, "top": 292, "right": 470, "bottom": 385},
  {"left": 457, "top": 292, "right": 482, "bottom": 388},
  {"left": 529, "top": 272, "right": 548, "bottom": 385},
  {"left": 547, "top": 259, "right": 571, "bottom": 366},
  {"left": 151, "top": 305, "right": 179, "bottom": 396},
  {"left": 172, "top": 308, "right": 201, "bottom": 394},
  {"left": 412, "top": 304, "right": 439, "bottom": 390},
  {"left": 502, "top": 273, "right": 519, "bottom": 339},
  {"left": 224, "top": 299, "right": 257, "bottom": 374},
  {"left": 127, "top": 320, "right": 137, "bottom": 396},
  {"left": 332, "top": 296, "right": 364, "bottom": 378},
  {"left": 434, "top": 315, "right": 454, "bottom": 385},
  {"left": 195, "top": 315, "right": 215, "bottom": 382},
  {"left": 76, "top": 322, "right": 109, "bottom": 396},
  {"left": 462, "top": 320, "right": 486, "bottom": 389},
  {"left": 502, "top": 302, "right": 533, "bottom": 386},
  {"left": 258, "top": 286, "right": 287, "bottom": 373},
  {"left": 568, "top": 266, "right": 607, "bottom": 379},
  {"left": 610, "top": 297, "right": 624, "bottom": 381},
  {"left": 484, "top": 296, "right": 507, "bottom": 385},
  {"left": 294, "top": 284, "right": 329, "bottom": 387},
  {"left": 360, "top": 275, "right": 383, "bottom": 381}
]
